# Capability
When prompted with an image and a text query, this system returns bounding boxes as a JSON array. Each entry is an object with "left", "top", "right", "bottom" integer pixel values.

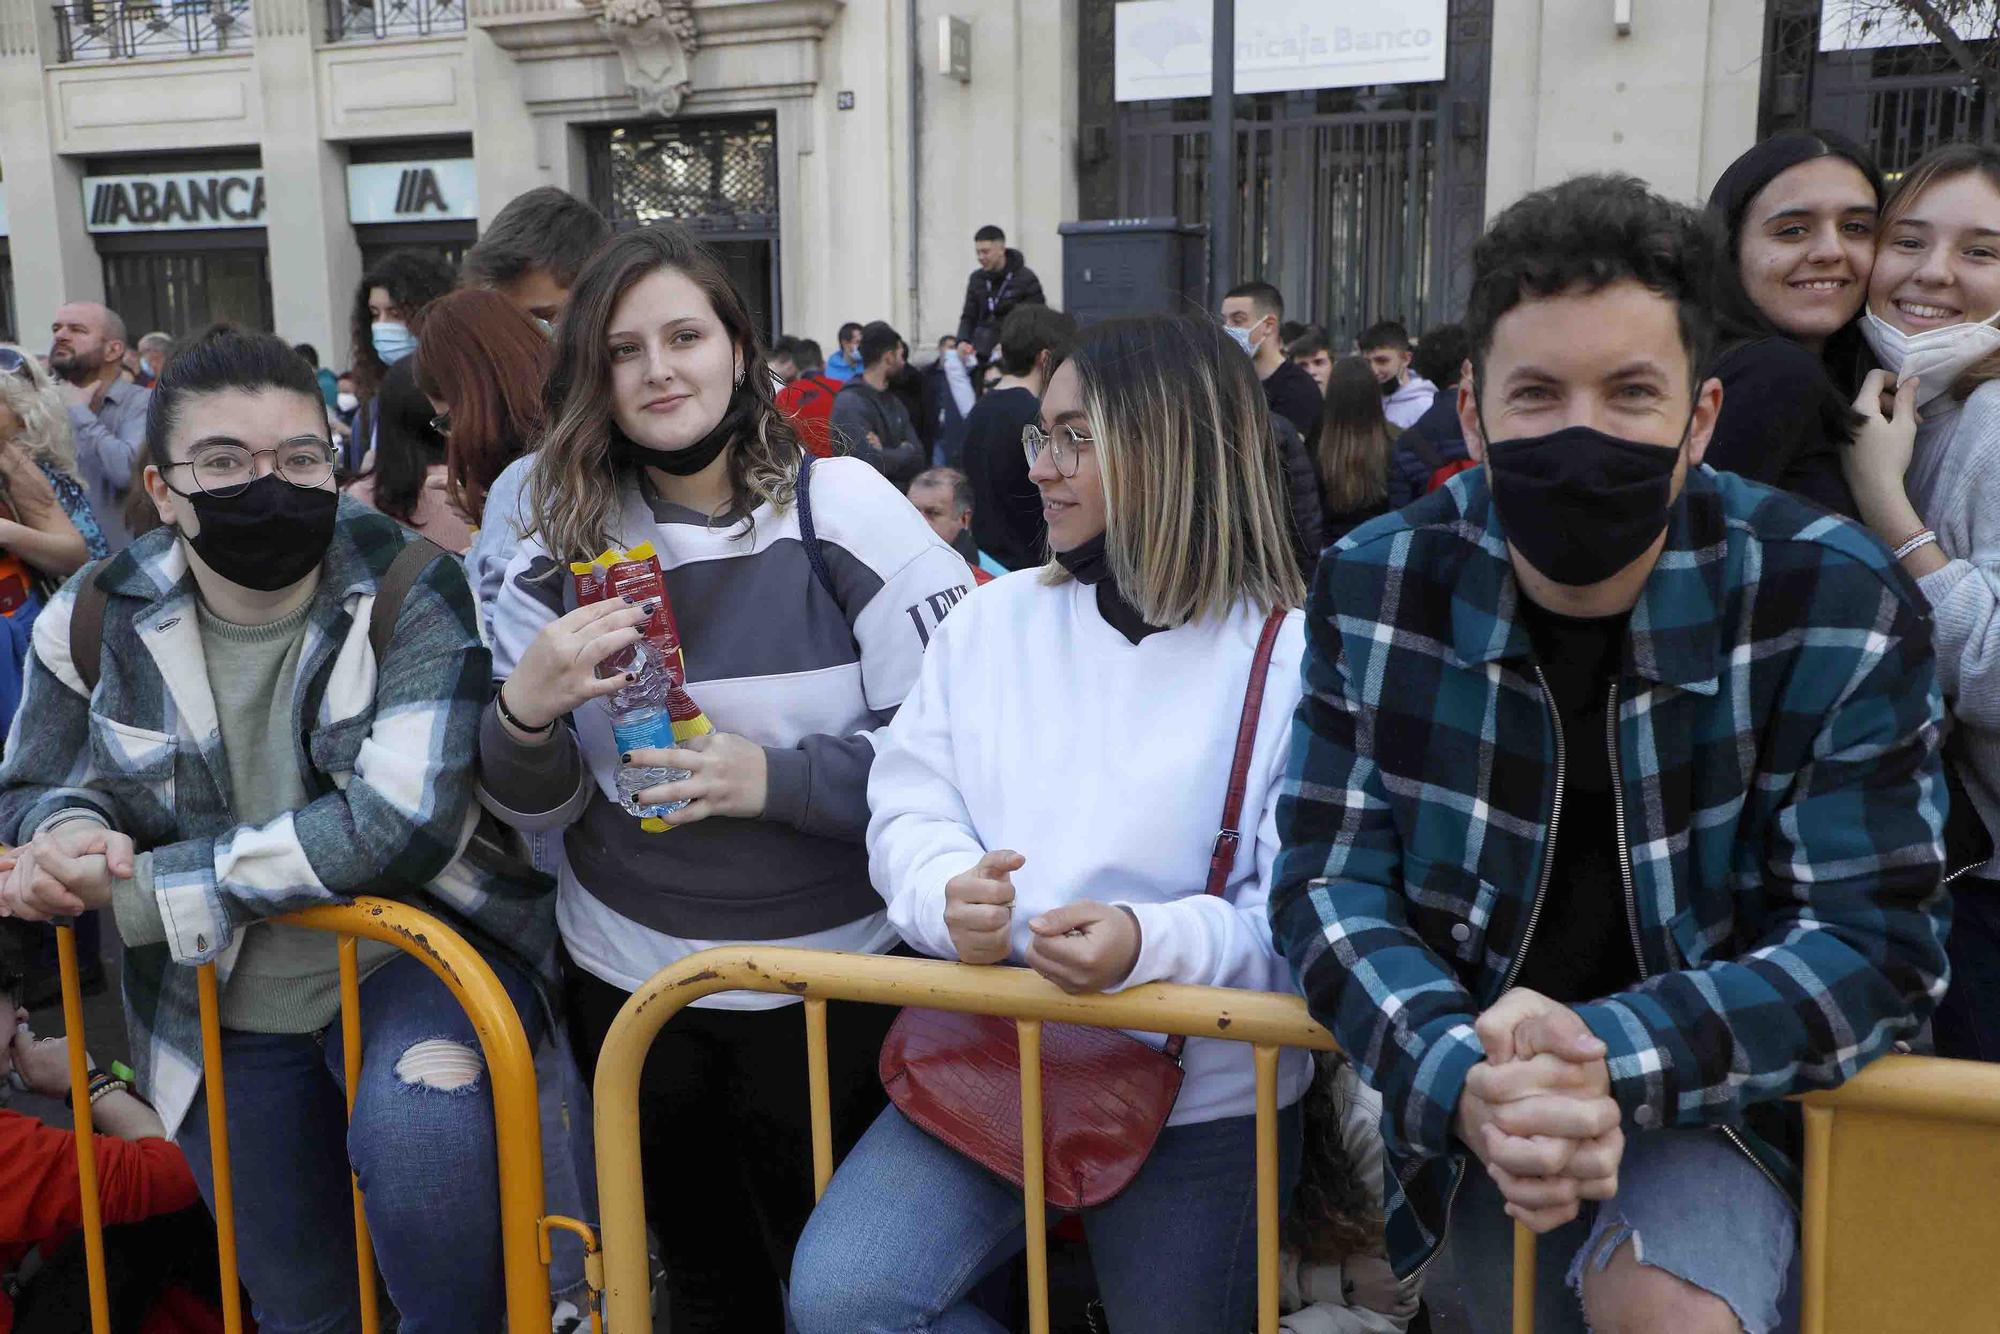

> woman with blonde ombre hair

[
  {"left": 478, "top": 222, "right": 971, "bottom": 1331},
  {"left": 789, "top": 315, "right": 1316, "bottom": 1334}
]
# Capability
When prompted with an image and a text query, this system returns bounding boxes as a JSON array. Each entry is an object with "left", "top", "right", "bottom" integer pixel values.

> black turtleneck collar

[{"left": 1054, "top": 534, "right": 1165, "bottom": 645}]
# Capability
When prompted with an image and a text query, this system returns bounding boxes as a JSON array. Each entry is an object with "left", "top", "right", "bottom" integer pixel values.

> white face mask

[
  {"left": 1860, "top": 308, "right": 2000, "bottom": 408},
  {"left": 336, "top": 391, "right": 359, "bottom": 413}
]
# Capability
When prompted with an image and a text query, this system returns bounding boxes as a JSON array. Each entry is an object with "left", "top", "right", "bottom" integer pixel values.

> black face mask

[
  {"left": 1053, "top": 532, "right": 1112, "bottom": 585},
  {"left": 611, "top": 386, "right": 752, "bottom": 478},
  {"left": 1055, "top": 534, "right": 1164, "bottom": 645},
  {"left": 1483, "top": 422, "right": 1685, "bottom": 588},
  {"left": 177, "top": 473, "right": 338, "bottom": 592}
]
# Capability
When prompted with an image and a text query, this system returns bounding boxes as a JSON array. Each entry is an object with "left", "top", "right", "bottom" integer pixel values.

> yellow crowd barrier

[
  {"left": 589, "top": 946, "right": 1342, "bottom": 1334},
  {"left": 52, "top": 922, "right": 2000, "bottom": 1334},
  {"left": 53, "top": 897, "right": 601, "bottom": 1334}
]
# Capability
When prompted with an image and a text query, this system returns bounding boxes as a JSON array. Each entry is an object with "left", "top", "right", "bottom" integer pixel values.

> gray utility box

[{"left": 1059, "top": 218, "right": 1207, "bottom": 326}]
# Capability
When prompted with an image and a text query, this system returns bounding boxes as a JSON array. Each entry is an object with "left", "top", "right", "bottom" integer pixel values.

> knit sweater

[
  {"left": 480, "top": 456, "right": 973, "bottom": 1005},
  {"left": 1904, "top": 378, "right": 2000, "bottom": 877},
  {"left": 866, "top": 571, "right": 1315, "bottom": 1126}
]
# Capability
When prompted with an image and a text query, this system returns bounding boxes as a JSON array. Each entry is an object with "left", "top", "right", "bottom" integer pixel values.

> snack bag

[{"left": 572, "top": 543, "right": 715, "bottom": 831}]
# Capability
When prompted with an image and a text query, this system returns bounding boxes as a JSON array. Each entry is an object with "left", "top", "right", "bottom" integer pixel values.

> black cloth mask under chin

[
  {"left": 1478, "top": 410, "right": 1692, "bottom": 588},
  {"left": 1055, "top": 533, "right": 1165, "bottom": 645},
  {"left": 173, "top": 472, "right": 339, "bottom": 593},
  {"left": 610, "top": 380, "right": 754, "bottom": 478}
]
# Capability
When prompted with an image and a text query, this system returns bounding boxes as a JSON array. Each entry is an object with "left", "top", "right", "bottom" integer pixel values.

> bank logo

[
  {"left": 83, "top": 172, "right": 266, "bottom": 233},
  {"left": 392, "top": 167, "right": 452, "bottom": 217}
]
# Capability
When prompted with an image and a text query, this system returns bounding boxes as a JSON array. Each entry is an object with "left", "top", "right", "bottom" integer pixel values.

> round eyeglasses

[
  {"left": 1021, "top": 422, "right": 1094, "bottom": 478},
  {"left": 162, "top": 437, "right": 337, "bottom": 499}
]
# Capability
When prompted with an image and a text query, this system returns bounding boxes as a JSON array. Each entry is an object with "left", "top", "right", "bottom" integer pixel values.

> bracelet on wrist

[
  {"left": 65, "top": 1067, "right": 107, "bottom": 1110},
  {"left": 1893, "top": 529, "right": 1940, "bottom": 561},
  {"left": 88, "top": 1078, "right": 130, "bottom": 1106},
  {"left": 494, "top": 685, "right": 556, "bottom": 735}
]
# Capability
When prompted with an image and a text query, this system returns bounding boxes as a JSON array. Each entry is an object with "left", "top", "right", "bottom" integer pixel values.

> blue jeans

[
  {"left": 1424, "top": 1127, "right": 1799, "bottom": 1334},
  {"left": 788, "top": 1101, "right": 1303, "bottom": 1334},
  {"left": 175, "top": 951, "right": 543, "bottom": 1333}
]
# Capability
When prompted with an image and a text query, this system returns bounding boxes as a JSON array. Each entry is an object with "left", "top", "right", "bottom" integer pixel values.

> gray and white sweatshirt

[
  {"left": 479, "top": 456, "right": 974, "bottom": 1005},
  {"left": 1905, "top": 378, "right": 2000, "bottom": 878}
]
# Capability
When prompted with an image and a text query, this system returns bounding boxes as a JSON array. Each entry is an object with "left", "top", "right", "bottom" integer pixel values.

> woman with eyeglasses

[
  {"left": 789, "top": 315, "right": 1316, "bottom": 1334},
  {"left": 0, "top": 326, "right": 556, "bottom": 1331},
  {"left": 347, "top": 357, "right": 473, "bottom": 553}
]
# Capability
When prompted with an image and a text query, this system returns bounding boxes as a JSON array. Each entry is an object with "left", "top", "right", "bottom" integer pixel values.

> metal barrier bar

[
  {"left": 51, "top": 897, "right": 566, "bottom": 1332},
  {"left": 54, "top": 923, "right": 112, "bottom": 1334},
  {"left": 337, "top": 936, "right": 383, "bottom": 1334},
  {"left": 591, "top": 946, "right": 1342, "bottom": 1334},
  {"left": 195, "top": 961, "right": 243, "bottom": 1334},
  {"left": 1512, "top": 1225, "right": 1536, "bottom": 1333}
]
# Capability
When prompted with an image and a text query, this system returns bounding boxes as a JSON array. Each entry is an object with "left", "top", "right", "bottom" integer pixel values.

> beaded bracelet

[{"left": 1894, "top": 529, "right": 1939, "bottom": 561}]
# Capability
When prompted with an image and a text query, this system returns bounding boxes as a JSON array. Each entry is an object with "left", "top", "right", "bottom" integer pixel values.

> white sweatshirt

[{"left": 866, "top": 570, "right": 1315, "bottom": 1126}]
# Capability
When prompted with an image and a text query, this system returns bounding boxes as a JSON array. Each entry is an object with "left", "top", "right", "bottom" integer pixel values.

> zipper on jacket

[
  {"left": 1605, "top": 683, "right": 1793, "bottom": 1208},
  {"left": 1407, "top": 1156, "right": 1470, "bottom": 1282},
  {"left": 1607, "top": 683, "right": 1647, "bottom": 982},
  {"left": 1500, "top": 665, "right": 1567, "bottom": 993}
]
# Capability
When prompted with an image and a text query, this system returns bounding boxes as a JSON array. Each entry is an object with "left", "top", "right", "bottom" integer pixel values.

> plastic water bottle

[{"left": 604, "top": 640, "right": 692, "bottom": 821}]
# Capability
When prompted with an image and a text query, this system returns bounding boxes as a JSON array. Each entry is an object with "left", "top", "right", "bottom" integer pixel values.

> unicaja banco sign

[
  {"left": 1114, "top": 0, "right": 1447, "bottom": 102},
  {"left": 83, "top": 171, "right": 265, "bottom": 233}
]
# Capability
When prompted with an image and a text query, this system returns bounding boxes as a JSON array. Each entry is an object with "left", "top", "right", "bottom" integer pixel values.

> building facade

[
  {"left": 0, "top": 0, "right": 1986, "bottom": 360},
  {"left": 0, "top": 0, "right": 1077, "bottom": 361}
]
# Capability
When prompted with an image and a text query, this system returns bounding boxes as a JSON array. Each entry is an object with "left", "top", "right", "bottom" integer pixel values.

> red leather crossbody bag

[{"left": 878, "top": 607, "right": 1288, "bottom": 1210}]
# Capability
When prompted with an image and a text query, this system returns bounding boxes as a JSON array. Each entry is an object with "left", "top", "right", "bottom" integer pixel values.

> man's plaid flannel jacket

[{"left": 1272, "top": 464, "right": 1951, "bottom": 1277}]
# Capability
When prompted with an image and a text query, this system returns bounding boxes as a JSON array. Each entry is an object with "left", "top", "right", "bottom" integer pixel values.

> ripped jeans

[{"left": 176, "top": 950, "right": 544, "bottom": 1333}]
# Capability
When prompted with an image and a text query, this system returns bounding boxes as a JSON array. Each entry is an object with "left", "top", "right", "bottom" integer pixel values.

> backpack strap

[
  {"left": 69, "top": 560, "right": 110, "bottom": 695},
  {"left": 370, "top": 537, "right": 450, "bottom": 664},
  {"left": 793, "top": 452, "right": 841, "bottom": 606}
]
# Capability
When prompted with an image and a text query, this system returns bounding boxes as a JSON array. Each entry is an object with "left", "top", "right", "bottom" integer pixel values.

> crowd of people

[{"left": 0, "top": 126, "right": 1990, "bottom": 1334}]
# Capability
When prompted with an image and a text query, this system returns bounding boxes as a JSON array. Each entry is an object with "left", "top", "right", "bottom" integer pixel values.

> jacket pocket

[
  {"left": 1403, "top": 856, "right": 1498, "bottom": 968},
  {"left": 87, "top": 713, "right": 177, "bottom": 813}
]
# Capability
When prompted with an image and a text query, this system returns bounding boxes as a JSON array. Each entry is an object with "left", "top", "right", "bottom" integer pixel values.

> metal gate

[
  {"left": 585, "top": 114, "right": 782, "bottom": 339},
  {"left": 1760, "top": 0, "right": 1997, "bottom": 176},
  {"left": 1078, "top": 0, "right": 1493, "bottom": 344}
]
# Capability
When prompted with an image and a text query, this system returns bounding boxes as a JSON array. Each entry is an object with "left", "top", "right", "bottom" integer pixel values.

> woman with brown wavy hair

[
  {"left": 412, "top": 289, "right": 552, "bottom": 624},
  {"left": 477, "top": 222, "right": 970, "bottom": 1331}
]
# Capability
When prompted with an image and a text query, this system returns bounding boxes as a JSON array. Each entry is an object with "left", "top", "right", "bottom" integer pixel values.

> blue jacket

[
  {"left": 826, "top": 348, "right": 864, "bottom": 384},
  {"left": 1387, "top": 391, "right": 1469, "bottom": 510},
  {"left": 1272, "top": 466, "right": 1950, "bottom": 1277}
]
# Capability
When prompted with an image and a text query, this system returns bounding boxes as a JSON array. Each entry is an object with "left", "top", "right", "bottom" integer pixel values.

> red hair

[{"left": 413, "top": 289, "right": 551, "bottom": 524}]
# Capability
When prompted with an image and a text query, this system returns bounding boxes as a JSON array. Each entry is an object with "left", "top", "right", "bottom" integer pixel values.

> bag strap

[
  {"left": 1163, "top": 605, "right": 1288, "bottom": 1060},
  {"left": 794, "top": 452, "right": 840, "bottom": 605},
  {"left": 70, "top": 560, "right": 110, "bottom": 694},
  {"left": 370, "top": 537, "right": 450, "bottom": 664},
  {"left": 1204, "top": 606, "right": 1288, "bottom": 899}
]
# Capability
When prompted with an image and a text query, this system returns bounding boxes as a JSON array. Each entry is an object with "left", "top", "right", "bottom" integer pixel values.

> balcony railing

[
  {"left": 326, "top": 0, "right": 465, "bottom": 41},
  {"left": 52, "top": 0, "right": 253, "bottom": 60}
]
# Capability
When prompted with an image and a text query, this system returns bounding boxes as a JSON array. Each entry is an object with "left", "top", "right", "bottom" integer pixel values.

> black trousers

[
  {"left": 565, "top": 958, "right": 897, "bottom": 1334},
  {"left": 12, "top": 1206, "right": 226, "bottom": 1334},
  {"left": 1935, "top": 877, "right": 2000, "bottom": 1063}
]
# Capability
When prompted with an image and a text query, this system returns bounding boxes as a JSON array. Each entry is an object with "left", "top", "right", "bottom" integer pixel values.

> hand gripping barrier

[
  {"left": 590, "top": 946, "right": 1342, "bottom": 1334},
  {"left": 52, "top": 898, "right": 603, "bottom": 1334}
]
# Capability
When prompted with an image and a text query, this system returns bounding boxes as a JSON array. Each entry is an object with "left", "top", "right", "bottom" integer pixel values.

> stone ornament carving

[{"left": 597, "top": 0, "right": 699, "bottom": 118}]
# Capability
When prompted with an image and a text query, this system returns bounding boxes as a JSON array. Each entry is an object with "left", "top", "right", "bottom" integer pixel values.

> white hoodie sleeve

[
  {"left": 1109, "top": 618, "right": 1304, "bottom": 995},
  {"left": 866, "top": 610, "right": 983, "bottom": 960}
]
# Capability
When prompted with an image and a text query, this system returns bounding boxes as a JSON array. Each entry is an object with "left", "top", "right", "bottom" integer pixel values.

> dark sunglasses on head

[{"left": 0, "top": 348, "right": 32, "bottom": 381}]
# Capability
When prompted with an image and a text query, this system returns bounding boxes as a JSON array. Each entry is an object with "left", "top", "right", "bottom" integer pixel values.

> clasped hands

[
  {"left": 1456, "top": 988, "right": 1625, "bottom": 1232},
  {"left": 0, "top": 821, "right": 135, "bottom": 922}
]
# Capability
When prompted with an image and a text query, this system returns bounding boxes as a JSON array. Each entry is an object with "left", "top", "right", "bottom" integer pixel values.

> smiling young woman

[
  {"left": 477, "top": 223, "right": 973, "bottom": 1332},
  {"left": 1701, "top": 129, "right": 1885, "bottom": 516},
  {"left": 1840, "top": 142, "right": 2000, "bottom": 1065}
]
